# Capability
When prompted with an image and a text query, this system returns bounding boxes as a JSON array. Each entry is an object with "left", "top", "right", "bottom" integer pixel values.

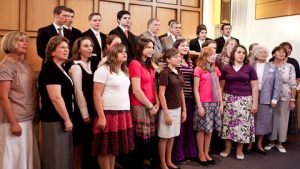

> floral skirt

[
  {"left": 91, "top": 110, "right": 135, "bottom": 156},
  {"left": 221, "top": 93, "right": 255, "bottom": 143},
  {"left": 131, "top": 105, "right": 156, "bottom": 142}
]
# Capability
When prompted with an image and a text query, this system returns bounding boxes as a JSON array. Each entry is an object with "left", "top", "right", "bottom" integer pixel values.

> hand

[
  {"left": 289, "top": 101, "right": 296, "bottom": 110},
  {"left": 181, "top": 110, "right": 187, "bottom": 123},
  {"left": 220, "top": 103, "right": 224, "bottom": 114},
  {"left": 149, "top": 106, "right": 158, "bottom": 116},
  {"left": 10, "top": 122, "right": 22, "bottom": 136},
  {"left": 251, "top": 104, "right": 258, "bottom": 114},
  {"left": 97, "top": 116, "right": 107, "bottom": 129},
  {"left": 164, "top": 113, "right": 173, "bottom": 126},
  {"left": 197, "top": 106, "right": 205, "bottom": 117},
  {"left": 83, "top": 117, "right": 91, "bottom": 124},
  {"left": 271, "top": 103, "right": 277, "bottom": 108},
  {"left": 64, "top": 120, "right": 73, "bottom": 132}
]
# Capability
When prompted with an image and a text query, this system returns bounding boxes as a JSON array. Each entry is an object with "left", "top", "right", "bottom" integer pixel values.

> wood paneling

[
  {"left": 26, "top": 0, "right": 59, "bottom": 32},
  {"left": 0, "top": 0, "right": 19, "bottom": 30},
  {"left": 26, "top": 38, "right": 42, "bottom": 71},
  {"left": 99, "top": 1, "right": 124, "bottom": 34},
  {"left": 157, "top": 0, "right": 177, "bottom": 5},
  {"left": 156, "top": 7, "right": 177, "bottom": 36},
  {"left": 65, "top": 0, "right": 94, "bottom": 32},
  {"left": 256, "top": 0, "right": 300, "bottom": 19},
  {"left": 181, "top": 0, "right": 199, "bottom": 7},
  {"left": 220, "top": 0, "right": 231, "bottom": 23},
  {"left": 180, "top": 10, "right": 199, "bottom": 39},
  {"left": 129, "top": 4, "right": 152, "bottom": 35}
]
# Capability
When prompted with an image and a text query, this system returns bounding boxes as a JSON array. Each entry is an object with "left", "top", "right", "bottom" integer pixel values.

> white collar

[
  {"left": 74, "top": 60, "right": 92, "bottom": 74},
  {"left": 53, "top": 22, "right": 63, "bottom": 30},
  {"left": 118, "top": 25, "right": 127, "bottom": 33},
  {"left": 90, "top": 28, "right": 100, "bottom": 35}
]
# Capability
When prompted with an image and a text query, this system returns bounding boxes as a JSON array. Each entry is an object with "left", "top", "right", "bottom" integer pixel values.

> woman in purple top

[
  {"left": 172, "top": 39, "right": 197, "bottom": 162},
  {"left": 219, "top": 45, "right": 258, "bottom": 160}
]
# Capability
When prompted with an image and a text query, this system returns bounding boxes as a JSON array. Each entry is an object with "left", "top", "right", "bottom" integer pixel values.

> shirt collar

[
  {"left": 53, "top": 22, "right": 63, "bottom": 30},
  {"left": 90, "top": 27, "right": 99, "bottom": 35}
]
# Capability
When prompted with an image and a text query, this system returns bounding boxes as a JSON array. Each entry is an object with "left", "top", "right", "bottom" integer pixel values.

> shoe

[
  {"left": 244, "top": 148, "right": 252, "bottom": 154},
  {"left": 207, "top": 159, "right": 216, "bottom": 165},
  {"left": 236, "top": 154, "right": 245, "bottom": 160},
  {"left": 220, "top": 151, "right": 231, "bottom": 157},
  {"left": 167, "top": 166, "right": 181, "bottom": 169},
  {"left": 198, "top": 160, "right": 209, "bottom": 166},
  {"left": 264, "top": 143, "right": 275, "bottom": 151},
  {"left": 257, "top": 148, "right": 266, "bottom": 155},
  {"left": 276, "top": 145, "right": 287, "bottom": 153}
]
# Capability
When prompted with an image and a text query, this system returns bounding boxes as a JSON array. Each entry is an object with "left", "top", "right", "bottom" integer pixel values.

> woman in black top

[{"left": 38, "top": 36, "right": 74, "bottom": 169}]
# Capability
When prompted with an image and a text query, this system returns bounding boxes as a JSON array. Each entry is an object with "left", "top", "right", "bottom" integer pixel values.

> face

[
  {"left": 273, "top": 49, "right": 286, "bottom": 60},
  {"left": 198, "top": 30, "right": 207, "bottom": 40},
  {"left": 177, "top": 41, "right": 189, "bottom": 56},
  {"left": 55, "top": 10, "right": 68, "bottom": 25},
  {"left": 207, "top": 53, "right": 216, "bottom": 64},
  {"left": 142, "top": 42, "right": 154, "bottom": 59},
  {"left": 226, "top": 40, "right": 237, "bottom": 53},
  {"left": 15, "top": 38, "right": 28, "bottom": 54},
  {"left": 170, "top": 23, "right": 182, "bottom": 37},
  {"left": 118, "top": 14, "right": 131, "bottom": 27},
  {"left": 108, "top": 37, "right": 122, "bottom": 49},
  {"left": 148, "top": 20, "right": 160, "bottom": 35},
  {"left": 79, "top": 39, "right": 93, "bottom": 59},
  {"left": 117, "top": 48, "right": 127, "bottom": 64},
  {"left": 167, "top": 54, "right": 181, "bottom": 67},
  {"left": 52, "top": 41, "right": 69, "bottom": 61},
  {"left": 283, "top": 45, "right": 292, "bottom": 56},
  {"left": 65, "top": 12, "right": 74, "bottom": 27},
  {"left": 234, "top": 47, "right": 246, "bottom": 63},
  {"left": 89, "top": 15, "right": 102, "bottom": 31},
  {"left": 255, "top": 48, "right": 267, "bottom": 62},
  {"left": 222, "top": 25, "right": 232, "bottom": 37}
]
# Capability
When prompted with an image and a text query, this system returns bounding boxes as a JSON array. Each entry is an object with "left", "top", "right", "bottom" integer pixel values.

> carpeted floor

[{"left": 160, "top": 135, "right": 300, "bottom": 169}]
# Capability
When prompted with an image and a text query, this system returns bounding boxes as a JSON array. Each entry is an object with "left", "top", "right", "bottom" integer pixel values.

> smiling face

[
  {"left": 14, "top": 38, "right": 28, "bottom": 55},
  {"left": 198, "top": 29, "right": 207, "bottom": 41},
  {"left": 273, "top": 48, "right": 286, "bottom": 61},
  {"left": 177, "top": 40, "right": 189, "bottom": 56},
  {"left": 142, "top": 42, "right": 154, "bottom": 60}
]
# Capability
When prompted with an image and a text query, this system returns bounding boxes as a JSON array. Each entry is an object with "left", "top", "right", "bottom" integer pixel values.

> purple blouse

[{"left": 220, "top": 64, "right": 258, "bottom": 96}]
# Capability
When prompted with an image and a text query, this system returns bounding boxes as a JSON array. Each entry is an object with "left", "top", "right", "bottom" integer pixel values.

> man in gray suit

[
  {"left": 140, "top": 18, "right": 163, "bottom": 62},
  {"left": 160, "top": 21, "right": 182, "bottom": 52}
]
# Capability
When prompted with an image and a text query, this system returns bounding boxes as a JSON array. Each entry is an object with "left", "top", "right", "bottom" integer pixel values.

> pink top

[
  {"left": 194, "top": 66, "right": 221, "bottom": 102},
  {"left": 129, "top": 60, "right": 156, "bottom": 106}
]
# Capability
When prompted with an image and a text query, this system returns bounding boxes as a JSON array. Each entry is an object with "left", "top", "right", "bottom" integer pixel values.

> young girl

[
  {"left": 193, "top": 47, "right": 223, "bottom": 165},
  {"left": 92, "top": 44, "right": 135, "bottom": 169},
  {"left": 158, "top": 48, "right": 186, "bottom": 169}
]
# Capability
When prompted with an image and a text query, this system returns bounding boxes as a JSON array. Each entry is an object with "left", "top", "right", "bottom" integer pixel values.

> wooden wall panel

[
  {"left": 0, "top": 37, "right": 4, "bottom": 61},
  {"left": 27, "top": 38, "right": 42, "bottom": 71},
  {"left": 180, "top": 10, "right": 199, "bottom": 39},
  {"left": 99, "top": 1, "right": 124, "bottom": 34},
  {"left": 157, "top": 0, "right": 177, "bottom": 5},
  {"left": 65, "top": 0, "right": 94, "bottom": 32},
  {"left": 129, "top": 4, "right": 152, "bottom": 35},
  {"left": 26, "top": 0, "right": 59, "bottom": 32},
  {"left": 0, "top": 0, "right": 19, "bottom": 30},
  {"left": 181, "top": 0, "right": 199, "bottom": 7},
  {"left": 156, "top": 7, "right": 176, "bottom": 36}
]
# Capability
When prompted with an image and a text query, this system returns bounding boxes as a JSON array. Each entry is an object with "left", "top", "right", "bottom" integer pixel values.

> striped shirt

[{"left": 178, "top": 61, "right": 194, "bottom": 98}]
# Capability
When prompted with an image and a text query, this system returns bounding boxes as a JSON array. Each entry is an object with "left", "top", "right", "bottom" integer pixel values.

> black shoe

[
  {"left": 257, "top": 148, "right": 266, "bottom": 155},
  {"left": 198, "top": 160, "right": 209, "bottom": 166},
  {"left": 207, "top": 159, "right": 216, "bottom": 165}
]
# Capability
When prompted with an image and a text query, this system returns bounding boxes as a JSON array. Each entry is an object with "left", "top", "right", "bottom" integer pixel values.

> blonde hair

[
  {"left": 196, "top": 47, "right": 215, "bottom": 71},
  {"left": 0, "top": 31, "right": 28, "bottom": 54}
]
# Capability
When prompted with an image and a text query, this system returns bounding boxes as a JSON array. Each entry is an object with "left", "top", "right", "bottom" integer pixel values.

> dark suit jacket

[
  {"left": 36, "top": 24, "right": 72, "bottom": 60},
  {"left": 214, "top": 36, "right": 239, "bottom": 54},
  {"left": 159, "top": 33, "right": 168, "bottom": 40},
  {"left": 69, "top": 27, "right": 82, "bottom": 50},
  {"left": 109, "top": 26, "right": 136, "bottom": 64},
  {"left": 82, "top": 29, "right": 107, "bottom": 72},
  {"left": 189, "top": 37, "right": 212, "bottom": 52}
]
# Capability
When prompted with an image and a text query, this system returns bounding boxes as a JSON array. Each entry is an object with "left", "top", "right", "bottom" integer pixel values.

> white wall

[{"left": 231, "top": 0, "right": 300, "bottom": 62}]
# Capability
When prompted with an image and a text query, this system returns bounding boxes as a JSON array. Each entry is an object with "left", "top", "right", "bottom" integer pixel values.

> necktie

[
  {"left": 57, "top": 28, "right": 63, "bottom": 36},
  {"left": 125, "top": 30, "right": 129, "bottom": 38},
  {"left": 154, "top": 36, "right": 162, "bottom": 49}
]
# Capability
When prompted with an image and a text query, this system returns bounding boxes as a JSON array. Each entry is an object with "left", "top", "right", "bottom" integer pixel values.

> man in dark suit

[
  {"left": 36, "top": 5, "right": 71, "bottom": 61},
  {"left": 64, "top": 7, "right": 82, "bottom": 51},
  {"left": 189, "top": 24, "right": 211, "bottom": 52},
  {"left": 82, "top": 12, "right": 107, "bottom": 72},
  {"left": 158, "top": 19, "right": 176, "bottom": 40},
  {"left": 109, "top": 10, "right": 136, "bottom": 63},
  {"left": 214, "top": 23, "right": 239, "bottom": 54}
]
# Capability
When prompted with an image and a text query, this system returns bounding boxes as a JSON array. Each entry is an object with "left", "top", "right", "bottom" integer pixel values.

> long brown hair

[
  {"left": 196, "top": 47, "right": 215, "bottom": 71},
  {"left": 71, "top": 36, "right": 94, "bottom": 60},
  {"left": 105, "top": 44, "right": 128, "bottom": 75},
  {"left": 229, "top": 45, "right": 249, "bottom": 65}
]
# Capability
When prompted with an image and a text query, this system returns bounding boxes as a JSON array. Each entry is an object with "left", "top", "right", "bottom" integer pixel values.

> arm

[
  {"left": 154, "top": 84, "right": 160, "bottom": 111},
  {"left": 158, "top": 85, "right": 172, "bottom": 125},
  {"left": 217, "top": 78, "right": 224, "bottom": 114},
  {"left": 131, "top": 77, "right": 158, "bottom": 115},
  {"left": 180, "top": 89, "right": 187, "bottom": 123},
  {"left": 289, "top": 65, "right": 297, "bottom": 110},
  {"left": 193, "top": 77, "right": 205, "bottom": 117},
  {"left": 250, "top": 80, "right": 259, "bottom": 114},
  {"left": 0, "top": 81, "right": 22, "bottom": 136},
  {"left": 271, "top": 67, "right": 281, "bottom": 108},
  {"left": 69, "top": 65, "right": 90, "bottom": 123},
  {"left": 93, "top": 82, "right": 107, "bottom": 129},
  {"left": 46, "top": 85, "right": 73, "bottom": 131}
]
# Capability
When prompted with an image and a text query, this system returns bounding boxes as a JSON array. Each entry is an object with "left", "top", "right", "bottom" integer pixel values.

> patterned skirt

[
  {"left": 131, "top": 105, "right": 156, "bottom": 142},
  {"left": 91, "top": 110, "right": 135, "bottom": 156},
  {"left": 221, "top": 93, "right": 255, "bottom": 143}
]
